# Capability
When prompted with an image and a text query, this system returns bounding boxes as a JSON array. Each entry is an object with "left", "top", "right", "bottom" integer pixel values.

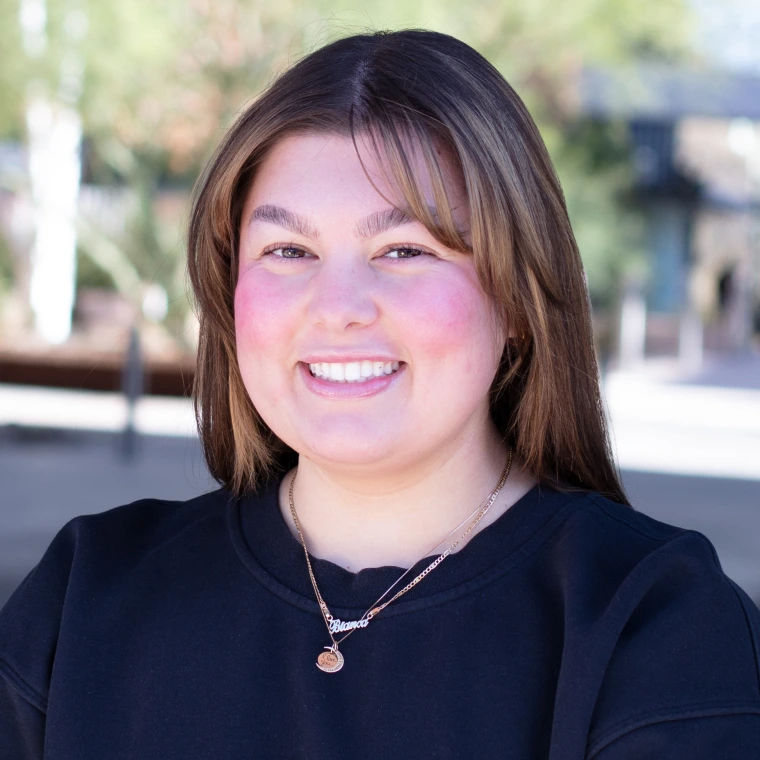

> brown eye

[
  {"left": 383, "top": 246, "right": 430, "bottom": 260},
  {"left": 263, "top": 246, "right": 310, "bottom": 259}
]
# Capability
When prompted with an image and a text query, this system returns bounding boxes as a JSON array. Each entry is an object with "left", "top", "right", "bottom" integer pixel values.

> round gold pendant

[{"left": 316, "top": 645, "right": 344, "bottom": 673}]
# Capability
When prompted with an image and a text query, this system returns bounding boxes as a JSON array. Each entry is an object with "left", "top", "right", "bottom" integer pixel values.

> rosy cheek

[
  {"left": 234, "top": 270, "right": 298, "bottom": 355},
  {"left": 399, "top": 276, "right": 488, "bottom": 367}
]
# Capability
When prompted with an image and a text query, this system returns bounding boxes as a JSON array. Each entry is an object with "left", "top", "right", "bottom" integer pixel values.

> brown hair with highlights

[{"left": 187, "top": 29, "right": 630, "bottom": 506}]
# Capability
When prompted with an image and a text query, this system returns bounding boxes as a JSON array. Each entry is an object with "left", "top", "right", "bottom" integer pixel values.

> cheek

[
  {"left": 398, "top": 274, "right": 498, "bottom": 370},
  {"left": 234, "top": 271, "right": 303, "bottom": 417},
  {"left": 234, "top": 270, "right": 298, "bottom": 356}
]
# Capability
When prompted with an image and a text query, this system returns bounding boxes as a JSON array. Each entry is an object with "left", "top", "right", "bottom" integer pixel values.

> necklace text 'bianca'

[{"left": 329, "top": 617, "right": 371, "bottom": 633}]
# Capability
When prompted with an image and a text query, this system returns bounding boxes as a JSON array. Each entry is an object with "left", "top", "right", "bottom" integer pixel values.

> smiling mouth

[{"left": 306, "top": 360, "right": 402, "bottom": 383}]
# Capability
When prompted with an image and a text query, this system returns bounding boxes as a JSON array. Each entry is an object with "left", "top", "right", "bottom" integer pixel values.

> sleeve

[
  {"left": 588, "top": 712, "right": 760, "bottom": 759},
  {"left": 0, "top": 656, "right": 46, "bottom": 760},
  {"left": 0, "top": 518, "right": 79, "bottom": 758},
  {"left": 585, "top": 530, "right": 760, "bottom": 759}
]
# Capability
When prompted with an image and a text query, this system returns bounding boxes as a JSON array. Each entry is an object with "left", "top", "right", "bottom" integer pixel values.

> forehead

[{"left": 244, "top": 131, "right": 468, "bottom": 223}]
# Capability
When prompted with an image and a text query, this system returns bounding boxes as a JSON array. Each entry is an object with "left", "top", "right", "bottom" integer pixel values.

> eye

[
  {"left": 261, "top": 244, "right": 313, "bottom": 260},
  {"left": 382, "top": 245, "right": 432, "bottom": 261}
]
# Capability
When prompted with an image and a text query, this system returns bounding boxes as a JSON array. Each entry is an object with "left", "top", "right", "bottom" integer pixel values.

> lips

[{"left": 298, "top": 360, "right": 405, "bottom": 399}]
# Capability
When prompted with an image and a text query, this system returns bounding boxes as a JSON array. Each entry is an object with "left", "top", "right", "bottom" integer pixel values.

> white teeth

[
  {"left": 307, "top": 361, "right": 402, "bottom": 383},
  {"left": 344, "top": 362, "right": 361, "bottom": 382}
]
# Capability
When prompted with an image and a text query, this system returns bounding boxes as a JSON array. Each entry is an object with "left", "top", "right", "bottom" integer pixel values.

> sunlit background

[{"left": 0, "top": 0, "right": 758, "bottom": 608}]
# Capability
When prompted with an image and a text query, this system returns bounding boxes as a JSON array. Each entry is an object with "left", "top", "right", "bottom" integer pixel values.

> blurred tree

[
  {"left": 0, "top": 0, "right": 700, "bottom": 346},
  {"left": 0, "top": 228, "right": 14, "bottom": 293}
]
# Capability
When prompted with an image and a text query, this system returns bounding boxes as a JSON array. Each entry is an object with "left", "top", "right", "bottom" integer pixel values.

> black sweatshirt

[{"left": 1, "top": 477, "right": 759, "bottom": 759}]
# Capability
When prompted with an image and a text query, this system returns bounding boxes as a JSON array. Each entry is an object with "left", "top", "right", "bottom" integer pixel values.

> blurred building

[{"left": 581, "top": 63, "right": 760, "bottom": 363}]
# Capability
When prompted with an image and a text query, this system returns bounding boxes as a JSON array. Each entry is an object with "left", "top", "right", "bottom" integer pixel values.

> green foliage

[
  {"left": 75, "top": 244, "right": 115, "bottom": 289},
  {"left": 552, "top": 118, "right": 649, "bottom": 310},
  {"left": 0, "top": 227, "right": 14, "bottom": 292},
  {"left": 0, "top": 0, "right": 26, "bottom": 139}
]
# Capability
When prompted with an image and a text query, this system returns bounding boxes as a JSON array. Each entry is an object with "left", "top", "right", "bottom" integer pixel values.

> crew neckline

[{"left": 228, "top": 473, "right": 586, "bottom": 619}]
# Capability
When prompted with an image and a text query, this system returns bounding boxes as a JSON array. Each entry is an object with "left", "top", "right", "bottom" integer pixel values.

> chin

[{"left": 296, "top": 428, "right": 404, "bottom": 469}]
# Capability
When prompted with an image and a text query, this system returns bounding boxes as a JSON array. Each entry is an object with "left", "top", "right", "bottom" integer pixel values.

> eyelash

[{"left": 260, "top": 243, "right": 432, "bottom": 263}]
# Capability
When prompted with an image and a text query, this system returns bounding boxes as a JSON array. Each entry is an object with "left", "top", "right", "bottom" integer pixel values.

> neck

[{"left": 278, "top": 424, "right": 538, "bottom": 573}]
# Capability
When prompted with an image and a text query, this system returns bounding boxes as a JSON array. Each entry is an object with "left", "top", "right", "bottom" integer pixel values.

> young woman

[{"left": 1, "top": 29, "right": 759, "bottom": 759}]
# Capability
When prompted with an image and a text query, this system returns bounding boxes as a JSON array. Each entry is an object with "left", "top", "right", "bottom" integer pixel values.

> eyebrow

[{"left": 247, "top": 204, "right": 440, "bottom": 240}]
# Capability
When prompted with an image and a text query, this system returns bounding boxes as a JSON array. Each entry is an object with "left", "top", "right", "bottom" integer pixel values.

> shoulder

[
  {"left": 556, "top": 491, "right": 760, "bottom": 752},
  {"left": 0, "top": 488, "right": 234, "bottom": 708},
  {"left": 62, "top": 486, "right": 232, "bottom": 547},
  {"left": 3, "top": 487, "right": 235, "bottom": 603},
  {"left": 545, "top": 488, "right": 754, "bottom": 612},
  {"left": 560, "top": 490, "right": 760, "bottom": 675}
]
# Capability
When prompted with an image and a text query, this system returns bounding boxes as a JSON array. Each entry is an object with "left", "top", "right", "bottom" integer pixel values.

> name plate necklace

[{"left": 288, "top": 447, "right": 513, "bottom": 673}]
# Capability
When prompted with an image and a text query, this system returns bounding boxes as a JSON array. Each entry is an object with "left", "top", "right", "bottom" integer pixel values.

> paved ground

[
  {"left": 0, "top": 424, "right": 758, "bottom": 609},
  {"left": 0, "top": 427, "right": 214, "bottom": 607}
]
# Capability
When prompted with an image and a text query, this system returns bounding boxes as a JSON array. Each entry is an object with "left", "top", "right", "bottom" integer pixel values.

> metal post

[{"left": 120, "top": 325, "right": 144, "bottom": 460}]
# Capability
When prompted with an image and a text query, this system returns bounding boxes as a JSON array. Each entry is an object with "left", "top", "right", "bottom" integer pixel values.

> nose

[{"left": 306, "top": 257, "right": 379, "bottom": 331}]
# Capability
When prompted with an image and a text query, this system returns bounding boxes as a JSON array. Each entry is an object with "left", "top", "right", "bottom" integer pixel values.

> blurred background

[{"left": 0, "top": 0, "right": 758, "bottom": 609}]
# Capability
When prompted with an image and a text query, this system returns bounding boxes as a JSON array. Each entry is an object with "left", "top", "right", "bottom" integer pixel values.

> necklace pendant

[{"left": 316, "top": 644, "right": 344, "bottom": 673}]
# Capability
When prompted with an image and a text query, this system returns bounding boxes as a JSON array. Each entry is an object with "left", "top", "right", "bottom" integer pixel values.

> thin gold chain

[{"left": 288, "top": 448, "right": 513, "bottom": 648}]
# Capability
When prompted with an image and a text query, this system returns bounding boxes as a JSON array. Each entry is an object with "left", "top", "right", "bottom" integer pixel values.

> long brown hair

[{"left": 187, "top": 29, "right": 630, "bottom": 506}]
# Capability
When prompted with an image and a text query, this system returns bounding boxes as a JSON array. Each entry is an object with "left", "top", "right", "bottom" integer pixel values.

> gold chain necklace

[{"left": 288, "top": 448, "right": 513, "bottom": 673}]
